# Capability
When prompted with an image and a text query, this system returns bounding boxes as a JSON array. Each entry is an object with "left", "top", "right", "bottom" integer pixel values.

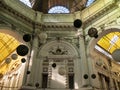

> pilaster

[
  {"left": 26, "top": 35, "right": 39, "bottom": 86},
  {"left": 78, "top": 28, "right": 89, "bottom": 87}
]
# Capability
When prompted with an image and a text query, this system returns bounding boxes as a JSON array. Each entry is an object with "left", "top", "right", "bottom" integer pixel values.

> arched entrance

[
  {"left": 0, "top": 28, "right": 26, "bottom": 90},
  {"left": 39, "top": 40, "right": 79, "bottom": 89}
]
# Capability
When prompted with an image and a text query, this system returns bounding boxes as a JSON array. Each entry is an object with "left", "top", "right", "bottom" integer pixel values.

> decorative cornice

[
  {"left": 0, "top": 1, "right": 42, "bottom": 29},
  {"left": 82, "top": 2, "right": 117, "bottom": 29}
]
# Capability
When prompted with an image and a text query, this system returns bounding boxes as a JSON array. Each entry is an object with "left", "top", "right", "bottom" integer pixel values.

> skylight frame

[
  {"left": 48, "top": 6, "right": 70, "bottom": 14},
  {"left": 19, "top": 0, "right": 32, "bottom": 7}
]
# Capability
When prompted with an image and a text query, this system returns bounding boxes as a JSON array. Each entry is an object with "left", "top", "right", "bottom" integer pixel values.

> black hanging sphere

[
  {"left": 27, "top": 71, "right": 31, "bottom": 74},
  {"left": 16, "top": 45, "right": 29, "bottom": 56},
  {"left": 52, "top": 63, "right": 56, "bottom": 68},
  {"left": 83, "top": 74, "right": 88, "bottom": 79},
  {"left": 73, "top": 19, "right": 82, "bottom": 28},
  {"left": 88, "top": 27, "right": 98, "bottom": 38},
  {"left": 91, "top": 74, "right": 96, "bottom": 79},
  {"left": 21, "top": 58, "right": 26, "bottom": 63},
  {"left": 35, "top": 82, "right": 39, "bottom": 88},
  {"left": 94, "top": 34, "right": 98, "bottom": 38},
  {"left": 23, "top": 34, "right": 31, "bottom": 42}
]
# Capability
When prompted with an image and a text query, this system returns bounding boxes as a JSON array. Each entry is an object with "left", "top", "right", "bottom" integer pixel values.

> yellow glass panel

[
  {"left": 0, "top": 33, "right": 20, "bottom": 63},
  {"left": 0, "top": 32, "right": 21, "bottom": 76},
  {"left": 97, "top": 32, "right": 120, "bottom": 54}
]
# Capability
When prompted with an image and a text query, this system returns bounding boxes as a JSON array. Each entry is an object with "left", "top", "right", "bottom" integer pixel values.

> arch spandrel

[
  {"left": 87, "top": 25, "right": 120, "bottom": 57},
  {"left": 39, "top": 40, "right": 78, "bottom": 58}
]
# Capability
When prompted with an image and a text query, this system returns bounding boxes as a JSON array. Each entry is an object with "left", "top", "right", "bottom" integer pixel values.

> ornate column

[
  {"left": 78, "top": 28, "right": 89, "bottom": 86},
  {"left": 87, "top": 56, "right": 101, "bottom": 88},
  {"left": 74, "top": 58, "right": 81, "bottom": 89},
  {"left": 26, "top": 35, "right": 39, "bottom": 86}
]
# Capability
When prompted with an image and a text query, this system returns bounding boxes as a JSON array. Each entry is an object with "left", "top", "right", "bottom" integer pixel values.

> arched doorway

[
  {"left": 39, "top": 40, "right": 79, "bottom": 89},
  {"left": 0, "top": 29, "right": 27, "bottom": 90}
]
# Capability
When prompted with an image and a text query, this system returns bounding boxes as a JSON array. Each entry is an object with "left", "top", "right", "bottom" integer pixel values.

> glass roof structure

[
  {"left": 95, "top": 32, "right": 120, "bottom": 59},
  {"left": 48, "top": 6, "right": 70, "bottom": 14},
  {"left": 86, "top": 0, "right": 95, "bottom": 7},
  {"left": 0, "top": 33, "right": 20, "bottom": 62},
  {"left": 19, "top": 0, "right": 32, "bottom": 7},
  {"left": 0, "top": 33, "right": 20, "bottom": 75},
  {"left": 19, "top": 0, "right": 96, "bottom": 13}
]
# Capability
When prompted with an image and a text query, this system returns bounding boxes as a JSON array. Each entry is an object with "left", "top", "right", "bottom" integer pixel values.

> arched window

[
  {"left": 48, "top": 6, "right": 70, "bottom": 14},
  {"left": 95, "top": 32, "right": 120, "bottom": 59}
]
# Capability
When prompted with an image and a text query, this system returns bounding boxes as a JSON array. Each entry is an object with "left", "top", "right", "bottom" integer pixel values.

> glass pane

[
  {"left": 19, "top": 0, "right": 32, "bottom": 7},
  {"left": 48, "top": 6, "right": 70, "bottom": 14},
  {"left": 86, "top": 0, "right": 95, "bottom": 7}
]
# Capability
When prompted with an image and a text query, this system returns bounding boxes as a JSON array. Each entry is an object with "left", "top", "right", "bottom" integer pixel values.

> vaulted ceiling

[{"left": 30, "top": 0, "right": 88, "bottom": 13}]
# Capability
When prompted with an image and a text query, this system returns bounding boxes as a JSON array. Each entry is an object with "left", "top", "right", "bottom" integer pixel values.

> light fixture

[
  {"left": 23, "top": 34, "right": 31, "bottom": 42},
  {"left": 21, "top": 58, "right": 26, "bottom": 63},
  {"left": 5, "top": 58, "right": 11, "bottom": 64},
  {"left": 11, "top": 54, "right": 18, "bottom": 60},
  {"left": 35, "top": 82, "right": 39, "bottom": 88},
  {"left": 27, "top": 71, "right": 31, "bottom": 74},
  {"left": 16, "top": 44, "right": 29, "bottom": 56},
  {"left": 112, "top": 49, "right": 120, "bottom": 62},
  {"left": 73, "top": 19, "right": 82, "bottom": 28},
  {"left": 88, "top": 27, "right": 98, "bottom": 38},
  {"left": 52, "top": 63, "right": 56, "bottom": 68},
  {"left": 83, "top": 74, "right": 88, "bottom": 79}
]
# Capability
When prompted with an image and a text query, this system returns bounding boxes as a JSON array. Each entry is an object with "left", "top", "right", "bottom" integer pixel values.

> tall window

[{"left": 48, "top": 6, "right": 70, "bottom": 14}]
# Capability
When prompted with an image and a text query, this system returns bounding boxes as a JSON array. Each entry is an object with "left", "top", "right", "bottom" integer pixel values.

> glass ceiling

[
  {"left": 86, "top": 0, "right": 95, "bottom": 7},
  {"left": 19, "top": 0, "right": 32, "bottom": 7},
  {"left": 95, "top": 32, "right": 120, "bottom": 58},
  {"left": 48, "top": 6, "right": 70, "bottom": 14},
  {"left": 0, "top": 33, "right": 20, "bottom": 75},
  {"left": 0, "top": 33, "right": 20, "bottom": 62}
]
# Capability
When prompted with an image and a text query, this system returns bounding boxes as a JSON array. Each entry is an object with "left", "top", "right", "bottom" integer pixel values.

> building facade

[{"left": 0, "top": 0, "right": 120, "bottom": 90}]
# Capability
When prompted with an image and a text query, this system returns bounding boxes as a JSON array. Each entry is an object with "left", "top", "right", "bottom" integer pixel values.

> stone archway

[
  {"left": 39, "top": 40, "right": 79, "bottom": 89},
  {"left": 0, "top": 28, "right": 26, "bottom": 90},
  {"left": 88, "top": 26, "right": 120, "bottom": 57}
]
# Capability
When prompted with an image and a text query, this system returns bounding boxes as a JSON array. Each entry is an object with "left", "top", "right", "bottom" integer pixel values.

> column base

[{"left": 19, "top": 86, "right": 93, "bottom": 90}]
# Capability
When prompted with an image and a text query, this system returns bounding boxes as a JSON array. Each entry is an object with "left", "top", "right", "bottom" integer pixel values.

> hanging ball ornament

[
  {"left": 21, "top": 58, "right": 26, "bottom": 63},
  {"left": 73, "top": 19, "right": 82, "bottom": 28},
  {"left": 58, "top": 67, "right": 66, "bottom": 75},
  {"left": 11, "top": 54, "right": 18, "bottom": 60},
  {"left": 5, "top": 58, "right": 11, "bottom": 64},
  {"left": 52, "top": 63, "right": 56, "bottom": 68},
  {"left": 35, "top": 82, "right": 39, "bottom": 88},
  {"left": 27, "top": 71, "right": 31, "bottom": 74},
  {"left": 88, "top": 27, "right": 98, "bottom": 38},
  {"left": 91, "top": 74, "right": 96, "bottom": 79},
  {"left": 23, "top": 34, "right": 31, "bottom": 42},
  {"left": 83, "top": 74, "right": 88, "bottom": 79},
  {"left": 112, "top": 49, "right": 120, "bottom": 62},
  {"left": 16, "top": 44, "right": 29, "bottom": 56}
]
